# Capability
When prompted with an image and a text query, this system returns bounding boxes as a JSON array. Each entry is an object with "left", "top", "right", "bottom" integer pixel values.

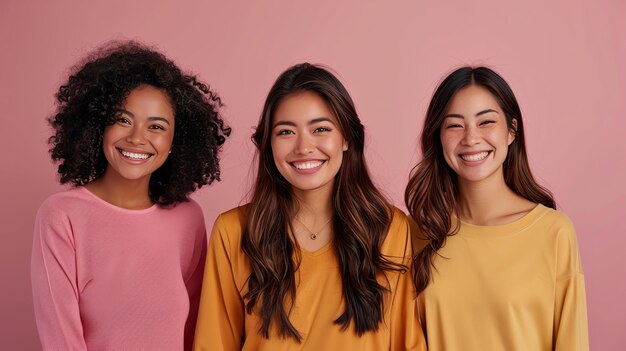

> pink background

[{"left": 1, "top": 0, "right": 624, "bottom": 349}]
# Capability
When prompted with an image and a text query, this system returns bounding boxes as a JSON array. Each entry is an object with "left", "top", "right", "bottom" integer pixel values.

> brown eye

[{"left": 116, "top": 117, "right": 130, "bottom": 125}]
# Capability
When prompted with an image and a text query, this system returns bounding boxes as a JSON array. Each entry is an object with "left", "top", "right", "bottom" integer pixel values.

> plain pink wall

[{"left": 1, "top": 0, "right": 624, "bottom": 349}]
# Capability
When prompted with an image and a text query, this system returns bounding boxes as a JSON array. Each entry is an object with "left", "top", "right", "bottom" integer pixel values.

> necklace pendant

[{"left": 294, "top": 215, "right": 331, "bottom": 241}]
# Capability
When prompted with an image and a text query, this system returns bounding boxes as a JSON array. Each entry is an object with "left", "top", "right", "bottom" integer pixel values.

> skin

[
  {"left": 440, "top": 85, "right": 535, "bottom": 225},
  {"left": 270, "top": 91, "right": 348, "bottom": 251},
  {"left": 85, "top": 85, "right": 175, "bottom": 210}
]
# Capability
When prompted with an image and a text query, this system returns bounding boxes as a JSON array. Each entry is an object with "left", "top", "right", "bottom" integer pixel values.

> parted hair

[
  {"left": 405, "top": 66, "right": 555, "bottom": 295},
  {"left": 243, "top": 63, "right": 404, "bottom": 341}
]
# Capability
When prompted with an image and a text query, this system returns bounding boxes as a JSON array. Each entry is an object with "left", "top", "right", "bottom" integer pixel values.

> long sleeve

[
  {"left": 553, "top": 219, "right": 589, "bottom": 351},
  {"left": 389, "top": 265, "right": 426, "bottom": 351},
  {"left": 389, "top": 216, "right": 427, "bottom": 351},
  {"left": 194, "top": 215, "right": 245, "bottom": 351},
  {"left": 184, "top": 230, "right": 208, "bottom": 351},
  {"left": 31, "top": 205, "right": 87, "bottom": 351}
]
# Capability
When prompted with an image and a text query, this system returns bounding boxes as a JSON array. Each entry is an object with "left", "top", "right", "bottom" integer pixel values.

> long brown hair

[
  {"left": 405, "top": 66, "right": 555, "bottom": 295},
  {"left": 243, "top": 63, "right": 404, "bottom": 341}
]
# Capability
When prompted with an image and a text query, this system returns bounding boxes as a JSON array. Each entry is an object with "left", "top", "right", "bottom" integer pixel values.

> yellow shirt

[
  {"left": 415, "top": 205, "right": 588, "bottom": 351},
  {"left": 194, "top": 206, "right": 426, "bottom": 351}
]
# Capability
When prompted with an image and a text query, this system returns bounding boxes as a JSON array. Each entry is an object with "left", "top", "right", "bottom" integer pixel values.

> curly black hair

[{"left": 48, "top": 40, "right": 231, "bottom": 206}]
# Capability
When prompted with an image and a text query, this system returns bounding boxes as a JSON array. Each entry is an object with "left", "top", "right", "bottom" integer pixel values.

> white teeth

[
  {"left": 460, "top": 151, "right": 489, "bottom": 161},
  {"left": 121, "top": 150, "right": 151, "bottom": 160},
  {"left": 293, "top": 161, "right": 323, "bottom": 170}
]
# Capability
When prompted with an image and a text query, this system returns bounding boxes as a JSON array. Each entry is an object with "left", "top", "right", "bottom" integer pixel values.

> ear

[
  {"left": 342, "top": 138, "right": 349, "bottom": 151},
  {"left": 508, "top": 118, "right": 518, "bottom": 145}
]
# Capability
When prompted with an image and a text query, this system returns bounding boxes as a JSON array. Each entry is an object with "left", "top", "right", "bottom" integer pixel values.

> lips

[
  {"left": 118, "top": 148, "right": 153, "bottom": 161},
  {"left": 459, "top": 151, "right": 491, "bottom": 161}
]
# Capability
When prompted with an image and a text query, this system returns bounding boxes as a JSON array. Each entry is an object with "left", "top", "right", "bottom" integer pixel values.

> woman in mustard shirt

[
  {"left": 194, "top": 63, "right": 425, "bottom": 350},
  {"left": 405, "top": 66, "right": 588, "bottom": 350}
]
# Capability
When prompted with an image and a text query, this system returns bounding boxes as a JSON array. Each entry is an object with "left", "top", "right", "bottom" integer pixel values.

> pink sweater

[{"left": 31, "top": 187, "right": 207, "bottom": 351}]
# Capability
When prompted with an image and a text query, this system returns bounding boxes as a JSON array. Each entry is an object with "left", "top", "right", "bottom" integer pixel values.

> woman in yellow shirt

[
  {"left": 194, "top": 63, "right": 425, "bottom": 350},
  {"left": 405, "top": 66, "right": 588, "bottom": 350}
]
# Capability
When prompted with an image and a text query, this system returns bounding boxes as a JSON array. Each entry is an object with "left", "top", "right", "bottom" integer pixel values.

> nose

[
  {"left": 295, "top": 133, "right": 314, "bottom": 155},
  {"left": 461, "top": 125, "right": 480, "bottom": 145},
  {"left": 126, "top": 126, "right": 147, "bottom": 145}
]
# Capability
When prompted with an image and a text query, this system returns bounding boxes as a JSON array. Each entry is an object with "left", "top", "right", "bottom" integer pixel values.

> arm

[
  {"left": 184, "top": 229, "right": 207, "bottom": 351},
  {"left": 389, "top": 215, "right": 427, "bottom": 351},
  {"left": 553, "top": 218, "right": 589, "bottom": 351},
  {"left": 31, "top": 205, "right": 87, "bottom": 351},
  {"left": 193, "top": 214, "right": 245, "bottom": 351}
]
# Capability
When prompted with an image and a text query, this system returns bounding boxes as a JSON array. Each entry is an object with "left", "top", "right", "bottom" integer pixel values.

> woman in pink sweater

[{"left": 31, "top": 41, "right": 230, "bottom": 350}]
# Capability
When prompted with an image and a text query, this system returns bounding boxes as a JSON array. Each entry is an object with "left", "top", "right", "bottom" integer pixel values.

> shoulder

[
  {"left": 388, "top": 206, "right": 409, "bottom": 231},
  {"left": 36, "top": 187, "right": 92, "bottom": 220},
  {"left": 166, "top": 198, "right": 204, "bottom": 220},
  {"left": 385, "top": 207, "right": 430, "bottom": 255},
  {"left": 382, "top": 207, "right": 412, "bottom": 257},
  {"left": 160, "top": 200, "right": 208, "bottom": 241},
  {"left": 216, "top": 205, "right": 248, "bottom": 226},
  {"left": 531, "top": 205, "right": 584, "bottom": 272},
  {"left": 532, "top": 205, "right": 577, "bottom": 240},
  {"left": 534, "top": 206, "right": 584, "bottom": 276},
  {"left": 407, "top": 215, "right": 430, "bottom": 255},
  {"left": 34, "top": 188, "right": 93, "bottom": 241},
  {"left": 208, "top": 205, "right": 248, "bottom": 247}
]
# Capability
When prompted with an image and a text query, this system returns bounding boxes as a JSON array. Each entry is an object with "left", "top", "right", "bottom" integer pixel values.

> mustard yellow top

[
  {"left": 414, "top": 205, "right": 588, "bottom": 351},
  {"left": 194, "top": 206, "right": 426, "bottom": 351}
]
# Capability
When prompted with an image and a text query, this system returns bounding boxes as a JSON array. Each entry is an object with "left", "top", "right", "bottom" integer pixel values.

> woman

[
  {"left": 194, "top": 63, "right": 425, "bottom": 350},
  {"left": 31, "top": 41, "right": 230, "bottom": 350},
  {"left": 405, "top": 66, "right": 588, "bottom": 350}
]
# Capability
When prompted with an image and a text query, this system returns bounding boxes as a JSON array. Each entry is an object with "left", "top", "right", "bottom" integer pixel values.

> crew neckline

[
  {"left": 455, "top": 204, "right": 549, "bottom": 237},
  {"left": 77, "top": 186, "right": 160, "bottom": 214}
]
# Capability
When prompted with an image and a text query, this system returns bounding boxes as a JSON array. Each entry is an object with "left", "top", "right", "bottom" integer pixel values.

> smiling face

[
  {"left": 270, "top": 91, "right": 348, "bottom": 195},
  {"left": 440, "top": 84, "right": 516, "bottom": 185},
  {"left": 101, "top": 84, "right": 175, "bottom": 184}
]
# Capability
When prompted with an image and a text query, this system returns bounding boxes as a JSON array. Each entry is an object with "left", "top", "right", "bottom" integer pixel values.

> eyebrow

[
  {"left": 147, "top": 117, "right": 171, "bottom": 125},
  {"left": 273, "top": 117, "right": 335, "bottom": 128},
  {"left": 444, "top": 109, "right": 499, "bottom": 119},
  {"left": 116, "top": 109, "right": 171, "bottom": 125},
  {"left": 443, "top": 108, "right": 498, "bottom": 118}
]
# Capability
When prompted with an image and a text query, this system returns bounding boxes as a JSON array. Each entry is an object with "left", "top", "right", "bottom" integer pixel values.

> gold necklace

[{"left": 294, "top": 216, "right": 332, "bottom": 240}]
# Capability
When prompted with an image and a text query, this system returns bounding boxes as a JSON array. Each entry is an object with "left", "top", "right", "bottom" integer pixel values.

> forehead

[
  {"left": 273, "top": 91, "right": 337, "bottom": 124},
  {"left": 123, "top": 85, "right": 175, "bottom": 116},
  {"left": 446, "top": 85, "right": 502, "bottom": 115}
]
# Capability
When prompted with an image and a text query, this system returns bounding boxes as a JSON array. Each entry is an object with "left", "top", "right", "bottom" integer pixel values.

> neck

[
  {"left": 86, "top": 168, "right": 153, "bottom": 210},
  {"left": 292, "top": 185, "right": 334, "bottom": 222},
  {"left": 456, "top": 170, "right": 519, "bottom": 225}
]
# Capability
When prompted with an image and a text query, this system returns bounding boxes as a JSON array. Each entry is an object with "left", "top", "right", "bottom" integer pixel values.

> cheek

[
  {"left": 153, "top": 133, "right": 174, "bottom": 152},
  {"left": 102, "top": 127, "right": 119, "bottom": 148},
  {"left": 439, "top": 132, "right": 456, "bottom": 155},
  {"left": 439, "top": 133, "right": 459, "bottom": 168},
  {"left": 270, "top": 139, "right": 291, "bottom": 173},
  {"left": 507, "top": 130, "right": 515, "bottom": 145},
  {"left": 323, "top": 136, "right": 346, "bottom": 156},
  {"left": 490, "top": 128, "right": 511, "bottom": 147}
]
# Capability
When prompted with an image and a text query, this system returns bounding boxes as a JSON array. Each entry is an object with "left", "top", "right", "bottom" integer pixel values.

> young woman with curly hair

[
  {"left": 405, "top": 66, "right": 588, "bottom": 350},
  {"left": 193, "top": 63, "right": 425, "bottom": 350},
  {"left": 31, "top": 41, "right": 230, "bottom": 351}
]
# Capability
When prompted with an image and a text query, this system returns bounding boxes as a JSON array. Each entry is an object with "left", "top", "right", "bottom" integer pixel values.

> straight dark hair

[
  {"left": 243, "top": 63, "right": 404, "bottom": 341},
  {"left": 405, "top": 66, "right": 555, "bottom": 295}
]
